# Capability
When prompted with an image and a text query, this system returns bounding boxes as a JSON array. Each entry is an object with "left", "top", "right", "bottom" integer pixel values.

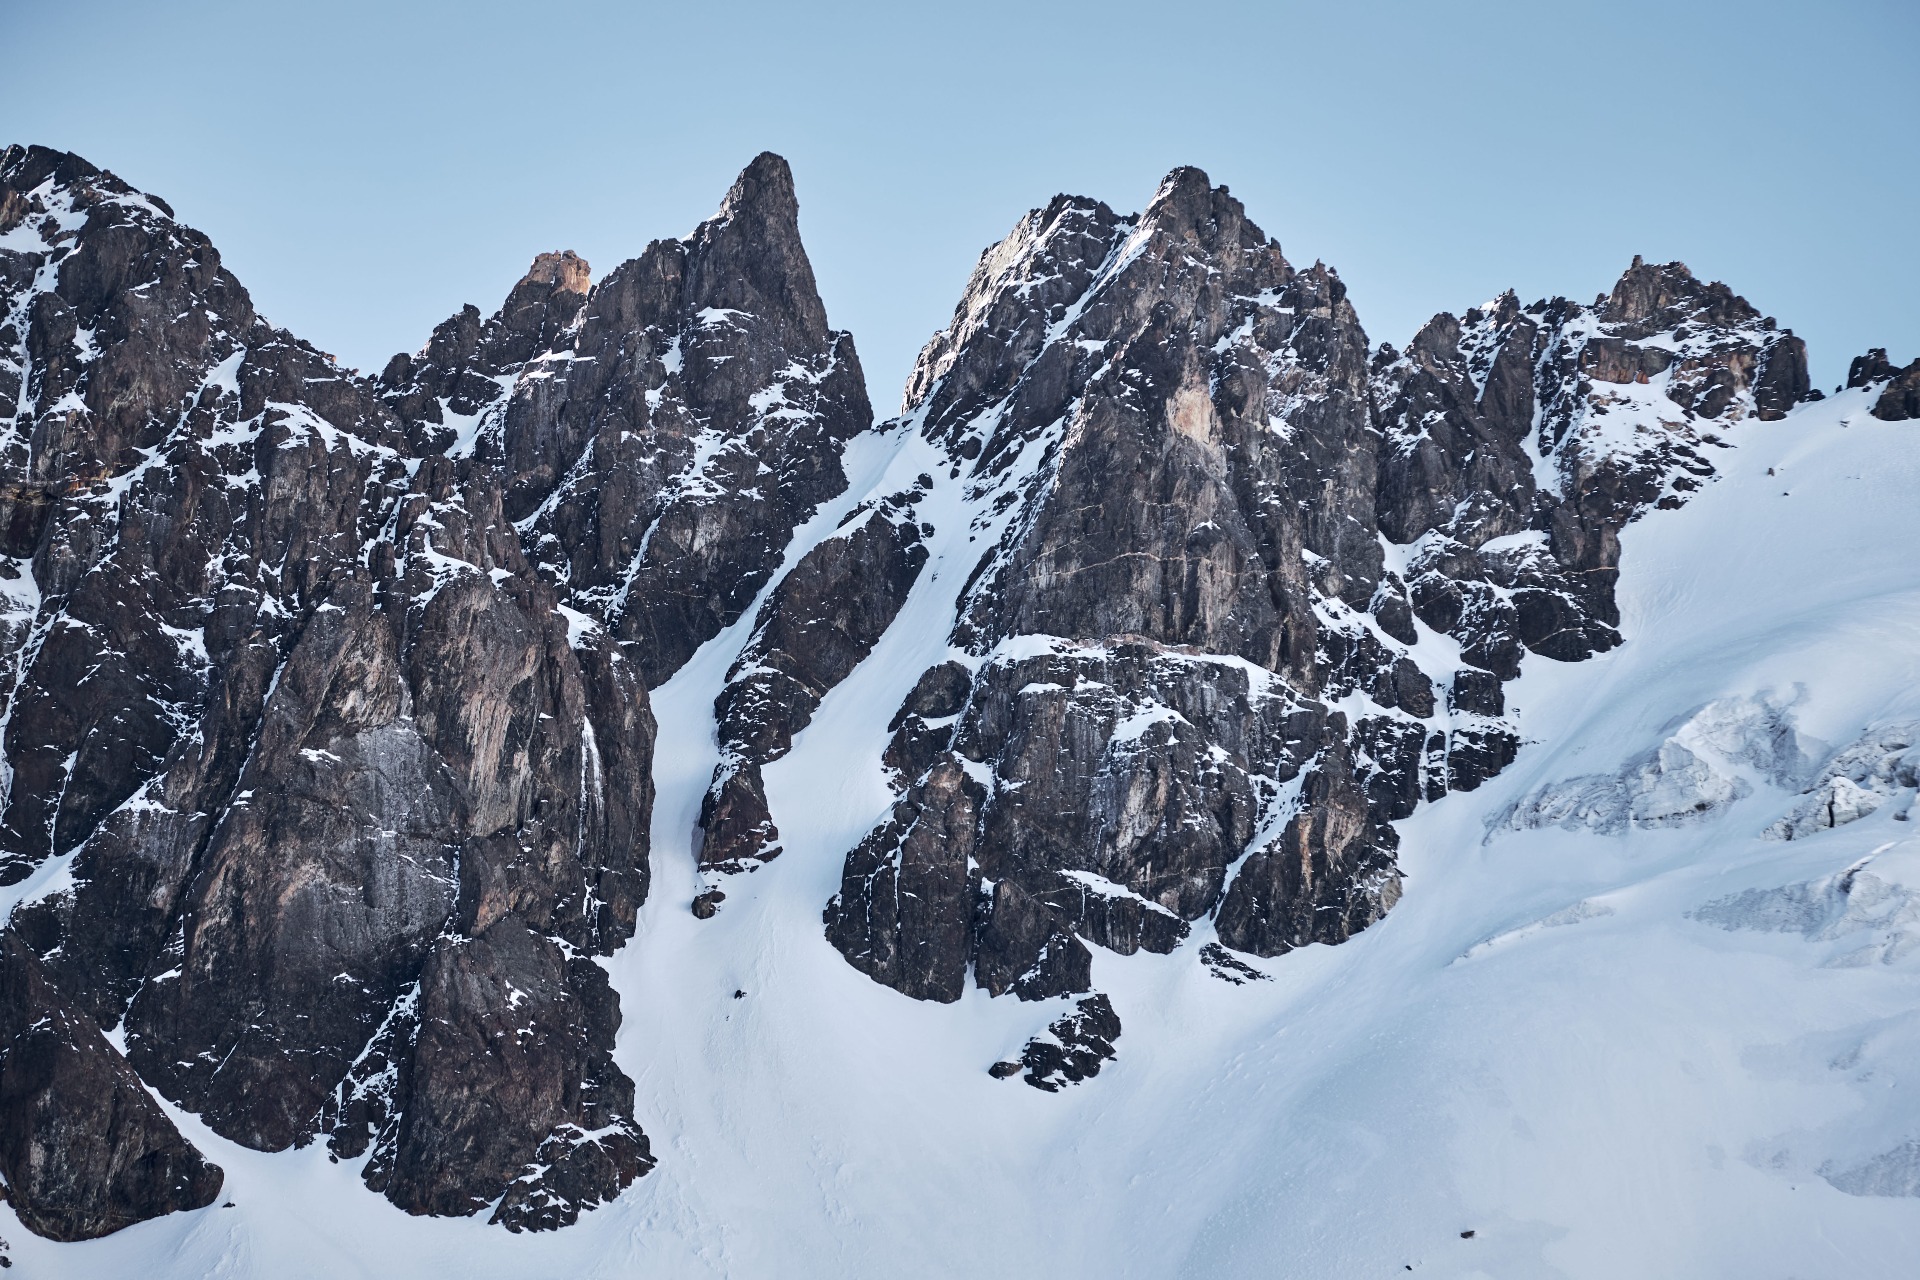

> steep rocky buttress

[{"left": 0, "top": 145, "right": 865, "bottom": 1238}]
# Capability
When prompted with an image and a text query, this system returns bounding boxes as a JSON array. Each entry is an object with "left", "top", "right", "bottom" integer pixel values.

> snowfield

[{"left": 10, "top": 387, "right": 1920, "bottom": 1277}]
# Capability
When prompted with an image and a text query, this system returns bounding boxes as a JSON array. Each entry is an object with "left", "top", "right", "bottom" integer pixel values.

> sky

[{"left": 3, "top": 0, "right": 1914, "bottom": 410}]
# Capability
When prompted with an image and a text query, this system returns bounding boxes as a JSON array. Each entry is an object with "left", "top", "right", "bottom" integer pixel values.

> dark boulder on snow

[
  {"left": 1844, "top": 347, "right": 1920, "bottom": 420},
  {"left": 1872, "top": 361, "right": 1920, "bottom": 422},
  {"left": 1199, "top": 942, "right": 1270, "bottom": 984},
  {"left": 1011, "top": 994, "right": 1122, "bottom": 1091}
]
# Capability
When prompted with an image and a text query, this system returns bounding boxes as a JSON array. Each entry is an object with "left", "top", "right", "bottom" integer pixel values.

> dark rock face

[
  {"left": 827, "top": 756, "right": 984, "bottom": 1002},
  {"left": 0, "top": 933, "right": 222, "bottom": 1241},
  {"left": 337, "top": 916, "right": 653, "bottom": 1232},
  {"left": 1848, "top": 347, "right": 1897, "bottom": 390},
  {"left": 1875, "top": 368, "right": 1920, "bottom": 422},
  {"left": 817, "top": 174, "right": 1814, "bottom": 1054},
  {"left": 1214, "top": 738, "right": 1396, "bottom": 954},
  {"left": 379, "top": 152, "right": 873, "bottom": 689},
  {"left": 1373, "top": 258, "right": 1813, "bottom": 685},
  {"left": 935, "top": 175, "right": 1360, "bottom": 670},
  {"left": 113, "top": 580, "right": 458, "bottom": 1149},
  {"left": 0, "top": 143, "right": 861, "bottom": 1239},
  {"left": 882, "top": 660, "right": 973, "bottom": 785},
  {"left": 1848, "top": 348, "right": 1920, "bottom": 421},
  {"left": 830, "top": 640, "right": 1345, "bottom": 1002},
  {"left": 823, "top": 172, "right": 1421, "bottom": 1014},
  {"left": 1001, "top": 994, "right": 1120, "bottom": 1091}
]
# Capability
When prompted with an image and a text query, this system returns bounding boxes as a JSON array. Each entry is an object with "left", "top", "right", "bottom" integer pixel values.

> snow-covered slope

[{"left": 12, "top": 367, "right": 1919, "bottom": 1274}]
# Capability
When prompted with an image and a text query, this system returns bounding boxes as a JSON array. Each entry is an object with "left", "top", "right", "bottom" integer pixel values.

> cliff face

[
  {"left": 797, "top": 172, "right": 1808, "bottom": 1086},
  {"left": 0, "top": 932, "right": 223, "bottom": 1241},
  {"left": 378, "top": 153, "right": 873, "bottom": 689},
  {"left": 1372, "top": 257, "right": 1810, "bottom": 682},
  {"left": 0, "top": 144, "right": 867, "bottom": 1237},
  {"left": 806, "top": 173, "right": 1400, "bottom": 1011},
  {"left": 0, "top": 143, "right": 1835, "bottom": 1239}
]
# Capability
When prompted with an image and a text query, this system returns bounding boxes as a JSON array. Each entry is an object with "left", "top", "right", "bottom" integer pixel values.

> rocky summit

[{"left": 0, "top": 140, "right": 1882, "bottom": 1253}]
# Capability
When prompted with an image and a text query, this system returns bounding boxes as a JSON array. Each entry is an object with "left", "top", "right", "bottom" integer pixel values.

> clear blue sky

[{"left": 5, "top": 0, "right": 1914, "bottom": 407}]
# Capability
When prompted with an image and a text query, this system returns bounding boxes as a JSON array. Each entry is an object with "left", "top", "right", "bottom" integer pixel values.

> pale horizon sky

[{"left": 4, "top": 0, "right": 1914, "bottom": 409}]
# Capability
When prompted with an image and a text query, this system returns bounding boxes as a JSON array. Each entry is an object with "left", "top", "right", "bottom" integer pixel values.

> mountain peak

[
  {"left": 518, "top": 249, "right": 590, "bottom": 294},
  {"left": 685, "top": 150, "right": 829, "bottom": 348},
  {"left": 1137, "top": 164, "right": 1263, "bottom": 251},
  {"left": 0, "top": 143, "right": 101, "bottom": 195},
  {"left": 718, "top": 150, "right": 800, "bottom": 227},
  {"left": 1152, "top": 163, "right": 1216, "bottom": 203},
  {"left": 1603, "top": 256, "right": 1760, "bottom": 336}
]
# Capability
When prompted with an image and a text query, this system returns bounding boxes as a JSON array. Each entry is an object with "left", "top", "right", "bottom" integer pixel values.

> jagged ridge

[{"left": 0, "top": 141, "right": 1868, "bottom": 1244}]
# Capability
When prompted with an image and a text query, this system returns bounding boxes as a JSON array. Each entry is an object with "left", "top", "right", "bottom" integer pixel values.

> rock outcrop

[
  {"left": 698, "top": 486, "right": 929, "bottom": 872},
  {"left": 1372, "top": 255, "right": 1810, "bottom": 682},
  {"left": 1848, "top": 347, "right": 1920, "bottom": 421},
  {"left": 809, "top": 173, "right": 1435, "bottom": 1042},
  {"left": 992, "top": 993, "right": 1121, "bottom": 1092},
  {"left": 335, "top": 915, "right": 653, "bottom": 1232},
  {"left": 0, "top": 933, "right": 222, "bottom": 1241},
  {"left": 811, "top": 173, "right": 1814, "bottom": 1061}
]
